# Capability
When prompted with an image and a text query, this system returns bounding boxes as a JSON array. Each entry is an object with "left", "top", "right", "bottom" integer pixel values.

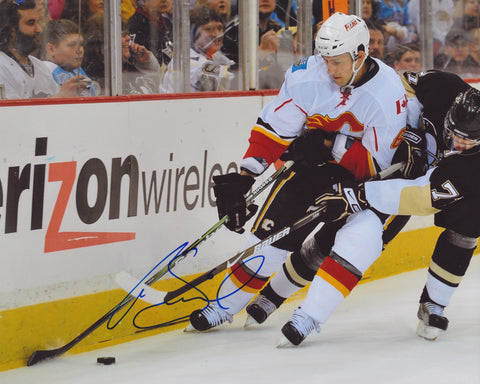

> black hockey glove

[
  {"left": 280, "top": 129, "right": 335, "bottom": 166},
  {"left": 392, "top": 126, "right": 428, "bottom": 179},
  {"left": 213, "top": 173, "right": 258, "bottom": 234},
  {"left": 313, "top": 180, "right": 369, "bottom": 222}
]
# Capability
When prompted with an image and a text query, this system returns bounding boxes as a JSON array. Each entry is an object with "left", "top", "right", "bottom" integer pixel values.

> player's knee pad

[
  {"left": 444, "top": 229, "right": 478, "bottom": 250},
  {"left": 297, "top": 235, "right": 327, "bottom": 278},
  {"left": 429, "top": 229, "right": 477, "bottom": 288}
]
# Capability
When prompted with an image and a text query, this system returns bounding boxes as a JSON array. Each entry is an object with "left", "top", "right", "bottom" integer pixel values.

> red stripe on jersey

[
  {"left": 316, "top": 257, "right": 360, "bottom": 297},
  {"left": 228, "top": 262, "right": 268, "bottom": 292},
  {"left": 338, "top": 140, "right": 375, "bottom": 181},
  {"left": 274, "top": 98, "right": 293, "bottom": 112},
  {"left": 373, "top": 126, "right": 379, "bottom": 152},
  {"left": 243, "top": 129, "right": 289, "bottom": 165},
  {"left": 296, "top": 104, "right": 308, "bottom": 116}
]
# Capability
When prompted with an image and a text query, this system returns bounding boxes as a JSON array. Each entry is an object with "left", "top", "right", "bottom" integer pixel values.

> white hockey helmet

[{"left": 315, "top": 13, "right": 370, "bottom": 61}]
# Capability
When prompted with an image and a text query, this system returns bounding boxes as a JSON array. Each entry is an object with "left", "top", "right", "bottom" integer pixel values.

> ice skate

[
  {"left": 277, "top": 307, "right": 320, "bottom": 347},
  {"left": 244, "top": 294, "right": 278, "bottom": 327},
  {"left": 416, "top": 301, "right": 449, "bottom": 341},
  {"left": 186, "top": 303, "right": 233, "bottom": 332}
]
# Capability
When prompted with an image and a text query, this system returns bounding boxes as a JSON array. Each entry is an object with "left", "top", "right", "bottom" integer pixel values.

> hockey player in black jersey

[
  {"left": 368, "top": 71, "right": 480, "bottom": 341},
  {"left": 247, "top": 70, "right": 480, "bottom": 345}
]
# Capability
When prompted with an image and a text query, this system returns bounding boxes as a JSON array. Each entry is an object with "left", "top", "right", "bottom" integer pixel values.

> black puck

[{"left": 97, "top": 357, "right": 116, "bottom": 365}]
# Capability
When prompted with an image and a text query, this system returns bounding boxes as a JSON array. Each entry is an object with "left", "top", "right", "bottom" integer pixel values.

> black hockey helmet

[{"left": 444, "top": 87, "right": 480, "bottom": 152}]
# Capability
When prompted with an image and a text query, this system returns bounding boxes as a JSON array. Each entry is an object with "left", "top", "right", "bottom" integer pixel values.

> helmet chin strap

[{"left": 341, "top": 53, "right": 366, "bottom": 94}]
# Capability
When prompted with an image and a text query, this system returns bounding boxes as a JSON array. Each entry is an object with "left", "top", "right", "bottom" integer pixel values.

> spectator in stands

[
  {"left": 121, "top": 28, "right": 161, "bottom": 94},
  {"left": 127, "top": 0, "right": 173, "bottom": 66},
  {"left": 122, "top": 0, "right": 138, "bottom": 24},
  {"left": 408, "top": 0, "right": 455, "bottom": 55},
  {"left": 201, "top": 0, "right": 240, "bottom": 71},
  {"left": 366, "top": 19, "right": 386, "bottom": 61},
  {"left": 161, "top": 6, "right": 234, "bottom": 93},
  {"left": 195, "top": 0, "right": 232, "bottom": 21},
  {"left": 392, "top": 42, "right": 421, "bottom": 74},
  {"left": 0, "top": 0, "right": 84, "bottom": 99},
  {"left": 42, "top": 19, "right": 99, "bottom": 96},
  {"left": 270, "top": 0, "right": 297, "bottom": 28},
  {"left": 258, "top": 0, "right": 284, "bottom": 89},
  {"left": 454, "top": 0, "right": 480, "bottom": 31},
  {"left": 201, "top": 0, "right": 289, "bottom": 89},
  {"left": 195, "top": 0, "right": 239, "bottom": 70},
  {"left": 81, "top": 13, "right": 104, "bottom": 88},
  {"left": 434, "top": 27, "right": 480, "bottom": 75},
  {"left": 49, "top": 0, "right": 67, "bottom": 20},
  {"left": 61, "top": 0, "right": 104, "bottom": 29},
  {"left": 362, "top": 0, "right": 381, "bottom": 22},
  {"left": 376, "top": 0, "right": 416, "bottom": 56},
  {"left": 467, "top": 27, "right": 480, "bottom": 66}
]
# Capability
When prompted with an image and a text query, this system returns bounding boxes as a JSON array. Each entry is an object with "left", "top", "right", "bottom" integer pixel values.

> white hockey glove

[{"left": 314, "top": 180, "right": 369, "bottom": 222}]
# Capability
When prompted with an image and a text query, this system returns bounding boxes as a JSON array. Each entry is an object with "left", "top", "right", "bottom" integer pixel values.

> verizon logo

[{"left": 1, "top": 138, "right": 235, "bottom": 253}]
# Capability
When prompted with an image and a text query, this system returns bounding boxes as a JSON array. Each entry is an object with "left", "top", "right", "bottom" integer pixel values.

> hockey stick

[
  {"left": 26, "top": 161, "right": 294, "bottom": 367},
  {"left": 117, "top": 161, "right": 406, "bottom": 305},
  {"left": 116, "top": 202, "right": 329, "bottom": 305}
]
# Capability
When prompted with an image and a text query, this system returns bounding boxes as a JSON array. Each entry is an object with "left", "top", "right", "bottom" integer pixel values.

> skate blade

[
  {"left": 416, "top": 320, "right": 443, "bottom": 341},
  {"left": 276, "top": 335, "right": 296, "bottom": 348},
  {"left": 183, "top": 324, "right": 197, "bottom": 333},
  {"left": 244, "top": 315, "right": 259, "bottom": 328}
]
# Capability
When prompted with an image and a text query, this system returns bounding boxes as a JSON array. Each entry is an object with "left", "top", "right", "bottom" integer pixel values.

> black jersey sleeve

[{"left": 430, "top": 152, "right": 480, "bottom": 210}]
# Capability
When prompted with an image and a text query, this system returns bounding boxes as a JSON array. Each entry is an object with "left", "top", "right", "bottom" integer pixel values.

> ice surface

[{"left": 2, "top": 257, "right": 479, "bottom": 384}]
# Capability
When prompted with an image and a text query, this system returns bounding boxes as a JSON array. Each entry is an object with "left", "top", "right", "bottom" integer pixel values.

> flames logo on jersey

[{"left": 306, "top": 112, "right": 364, "bottom": 133}]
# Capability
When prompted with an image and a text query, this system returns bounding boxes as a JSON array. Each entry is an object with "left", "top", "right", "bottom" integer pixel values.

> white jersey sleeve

[{"left": 364, "top": 168, "right": 439, "bottom": 215}]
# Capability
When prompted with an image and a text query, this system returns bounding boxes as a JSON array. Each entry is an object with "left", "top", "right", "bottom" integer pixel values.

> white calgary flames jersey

[{"left": 241, "top": 55, "right": 407, "bottom": 181}]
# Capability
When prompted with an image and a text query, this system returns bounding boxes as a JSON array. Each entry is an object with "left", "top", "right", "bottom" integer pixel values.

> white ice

[{"left": 2, "top": 257, "right": 479, "bottom": 384}]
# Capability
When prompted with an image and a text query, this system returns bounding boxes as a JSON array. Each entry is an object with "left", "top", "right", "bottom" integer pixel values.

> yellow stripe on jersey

[
  {"left": 252, "top": 125, "right": 293, "bottom": 147},
  {"left": 366, "top": 153, "right": 376, "bottom": 178},
  {"left": 252, "top": 171, "right": 296, "bottom": 232},
  {"left": 398, "top": 184, "right": 441, "bottom": 215}
]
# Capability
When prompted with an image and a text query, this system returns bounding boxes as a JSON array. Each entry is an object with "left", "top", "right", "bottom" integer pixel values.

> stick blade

[{"left": 27, "top": 348, "right": 63, "bottom": 366}]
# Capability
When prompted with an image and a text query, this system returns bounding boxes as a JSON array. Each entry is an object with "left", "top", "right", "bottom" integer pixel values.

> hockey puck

[{"left": 97, "top": 357, "right": 116, "bottom": 365}]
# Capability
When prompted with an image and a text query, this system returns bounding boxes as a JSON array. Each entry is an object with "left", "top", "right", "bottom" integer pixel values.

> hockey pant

[
  {"left": 216, "top": 163, "right": 352, "bottom": 315},
  {"left": 423, "top": 197, "right": 480, "bottom": 307}
]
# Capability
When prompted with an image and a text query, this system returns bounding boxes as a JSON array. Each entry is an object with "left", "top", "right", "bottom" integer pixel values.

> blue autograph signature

[{"left": 107, "top": 242, "right": 265, "bottom": 331}]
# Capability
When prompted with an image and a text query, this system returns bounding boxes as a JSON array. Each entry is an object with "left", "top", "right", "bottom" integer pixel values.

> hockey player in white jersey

[
  {"left": 258, "top": 70, "right": 479, "bottom": 345},
  {"left": 187, "top": 13, "right": 407, "bottom": 334}
]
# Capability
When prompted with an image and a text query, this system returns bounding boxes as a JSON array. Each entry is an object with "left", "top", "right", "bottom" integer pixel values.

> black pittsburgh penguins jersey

[{"left": 365, "top": 70, "right": 480, "bottom": 236}]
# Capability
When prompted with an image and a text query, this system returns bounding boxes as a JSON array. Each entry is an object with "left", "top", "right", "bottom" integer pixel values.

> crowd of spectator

[{"left": 0, "top": 0, "right": 479, "bottom": 99}]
